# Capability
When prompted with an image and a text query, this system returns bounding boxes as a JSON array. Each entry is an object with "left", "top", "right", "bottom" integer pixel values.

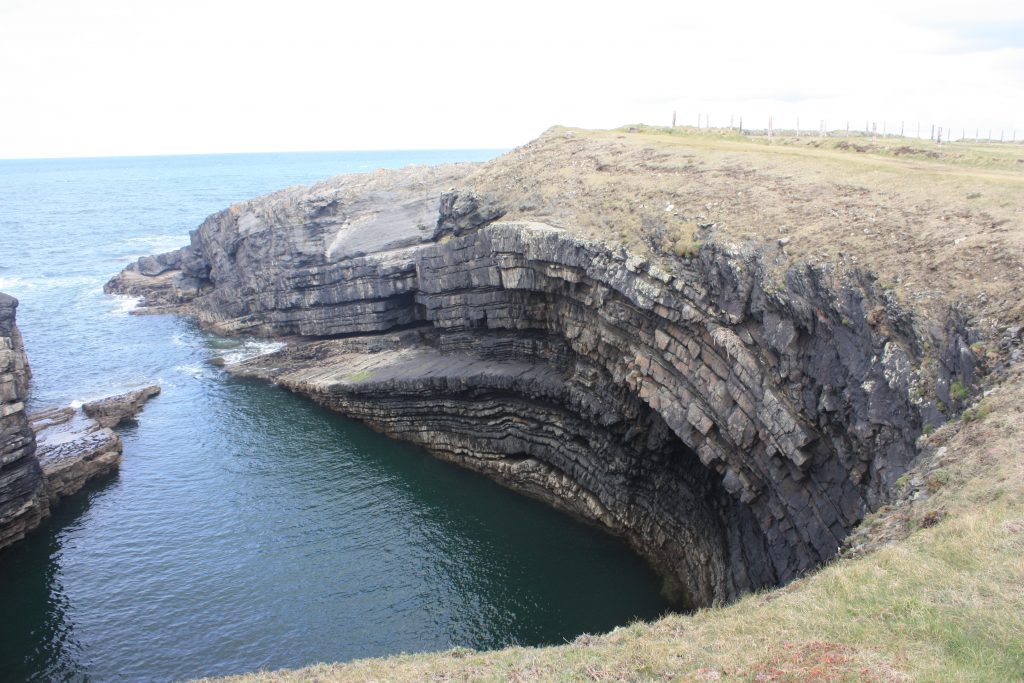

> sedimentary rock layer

[
  {"left": 110, "top": 163, "right": 977, "bottom": 607},
  {"left": 0, "top": 293, "right": 48, "bottom": 549},
  {"left": 30, "top": 384, "right": 160, "bottom": 505},
  {"left": 0, "top": 292, "right": 161, "bottom": 551}
]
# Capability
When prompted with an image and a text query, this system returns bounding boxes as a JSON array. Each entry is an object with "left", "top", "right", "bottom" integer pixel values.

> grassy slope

[{"left": 199, "top": 129, "right": 1024, "bottom": 682}]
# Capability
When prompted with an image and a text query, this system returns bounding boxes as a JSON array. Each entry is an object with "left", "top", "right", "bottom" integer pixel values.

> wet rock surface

[{"left": 108, "top": 163, "right": 978, "bottom": 608}]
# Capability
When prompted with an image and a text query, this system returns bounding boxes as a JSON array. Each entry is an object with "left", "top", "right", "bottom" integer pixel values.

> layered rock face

[
  {"left": 0, "top": 293, "right": 48, "bottom": 549},
  {"left": 109, "top": 166, "right": 976, "bottom": 608},
  {"left": 0, "top": 293, "right": 160, "bottom": 551},
  {"left": 31, "top": 385, "right": 161, "bottom": 505}
]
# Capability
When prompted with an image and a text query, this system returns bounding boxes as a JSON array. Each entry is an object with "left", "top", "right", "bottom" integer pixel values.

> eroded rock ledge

[
  {"left": 0, "top": 293, "right": 160, "bottom": 551},
  {"left": 107, "top": 164, "right": 977, "bottom": 608}
]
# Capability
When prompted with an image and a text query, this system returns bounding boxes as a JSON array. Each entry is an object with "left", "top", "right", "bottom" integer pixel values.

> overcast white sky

[{"left": 1, "top": 0, "right": 1021, "bottom": 158}]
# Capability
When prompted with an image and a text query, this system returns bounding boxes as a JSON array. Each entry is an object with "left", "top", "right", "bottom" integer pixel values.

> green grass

[
  {"left": 617, "top": 123, "right": 1024, "bottom": 173},
  {"left": 345, "top": 369, "right": 374, "bottom": 382}
]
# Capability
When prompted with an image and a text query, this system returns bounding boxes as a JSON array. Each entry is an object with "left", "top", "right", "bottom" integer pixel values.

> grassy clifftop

[
  {"left": 197, "top": 127, "right": 1024, "bottom": 682},
  {"left": 470, "top": 126, "right": 1024, "bottom": 331}
]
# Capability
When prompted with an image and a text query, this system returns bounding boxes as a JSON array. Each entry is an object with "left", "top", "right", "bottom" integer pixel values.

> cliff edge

[{"left": 109, "top": 127, "right": 1024, "bottom": 680}]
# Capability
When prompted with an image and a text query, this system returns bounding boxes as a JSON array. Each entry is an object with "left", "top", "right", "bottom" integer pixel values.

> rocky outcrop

[
  {"left": 0, "top": 293, "right": 48, "bottom": 550},
  {"left": 108, "top": 162, "right": 977, "bottom": 608},
  {"left": 0, "top": 293, "right": 160, "bottom": 552},
  {"left": 30, "top": 407, "right": 124, "bottom": 505},
  {"left": 83, "top": 385, "right": 161, "bottom": 429}
]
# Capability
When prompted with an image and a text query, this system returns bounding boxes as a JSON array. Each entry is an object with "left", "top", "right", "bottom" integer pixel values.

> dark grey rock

[
  {"left": 82, "top": 385, "right": 160, "bottom": 429},
  {"left": 106, "top": 166, "right": 980, "bottom": 609},
  {"left": 0, "top": 294, "right": 47, "bottom": 550}
]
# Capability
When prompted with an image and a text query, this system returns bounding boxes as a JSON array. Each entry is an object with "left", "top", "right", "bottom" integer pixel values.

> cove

[
  {"left": 0, "top": 152, "right": 669, "bottom": 682},
  {"left": 0, "top": 353, "right": 668, "bottom": 681}
]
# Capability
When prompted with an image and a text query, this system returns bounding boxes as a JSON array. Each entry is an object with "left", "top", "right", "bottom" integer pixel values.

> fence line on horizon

[{"left": 682, "top": 112, "right": 1019, "bottom": 144}]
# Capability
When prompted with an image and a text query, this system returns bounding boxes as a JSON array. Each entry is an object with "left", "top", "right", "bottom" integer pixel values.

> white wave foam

[
  {"left": 109, "top": 294, "right": 141, "bottom": 315},
  {"left": 218, "top": 339, "right": 286, "bottom": 365},
  {"left": 175, "top": 364, "right": 205, "bottom": 378},
  {"left": 0, "top": 276, "right": 27, "bottom": 290},
  {"left": 0, "top": 274, "right": 99, "bottom": 293}
]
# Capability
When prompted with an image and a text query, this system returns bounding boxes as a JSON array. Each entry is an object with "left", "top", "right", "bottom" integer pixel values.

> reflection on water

[{"left": 0, "top": 152, "right": 670, "bottom": 681}]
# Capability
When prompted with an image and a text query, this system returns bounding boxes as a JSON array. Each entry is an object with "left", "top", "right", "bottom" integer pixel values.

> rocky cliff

[
  {"left": 107, "top": 134, "right": 983, "bottom": 608},
  {"left": 0, "top": 293, "right": 160, "bottom": 551},
  {"left": 0, "top": 293, "right": 48, "bottom": 549}
]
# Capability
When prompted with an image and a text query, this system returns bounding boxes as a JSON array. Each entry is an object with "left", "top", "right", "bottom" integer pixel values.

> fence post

[
  {"left": 739, "top": 117, "right": 743, "bottom": 135},
  {"left": 901, "top": 121, "right": 905, "bottom": 137},
  {"left": 846, "top": 121, "right": 850, "bottom": 137},
  {"left": 769, "top": 115, "right": 774, "bottom": 143},
  {"left": 872, "top": 122, "right": 877, "bottom": 143},
  {"left": 930, "top": 124, "right": 935, "bottom": 141},
  {"left": 937, "top": 126, "right": 943, "bottom": 148},
  {"left": 672, "top": 111, "right": 676, "bottom": 128}
]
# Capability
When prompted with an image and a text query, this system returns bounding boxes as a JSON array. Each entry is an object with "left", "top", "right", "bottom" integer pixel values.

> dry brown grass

[{"left": 467, "top": 126, "right": 1024, "bottom": 330}]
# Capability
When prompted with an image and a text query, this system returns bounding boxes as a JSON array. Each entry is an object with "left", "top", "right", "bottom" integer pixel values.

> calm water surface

[{"left": 0, "top": 152, "right": 669, "bottom": 681}]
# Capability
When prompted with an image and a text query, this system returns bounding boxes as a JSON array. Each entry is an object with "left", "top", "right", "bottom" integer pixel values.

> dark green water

[{"left": 0, "top": 152, "right": 669, "bottom": 681}]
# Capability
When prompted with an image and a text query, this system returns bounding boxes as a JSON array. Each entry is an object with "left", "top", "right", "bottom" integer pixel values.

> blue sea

[{"left": 0, "top": 151, "right": 668, "bottom": 682}]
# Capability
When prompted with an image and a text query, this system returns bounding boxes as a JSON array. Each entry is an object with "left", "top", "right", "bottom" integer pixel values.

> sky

[{"left": 1, "top": 0, "right": 1022, "bottom": 158}]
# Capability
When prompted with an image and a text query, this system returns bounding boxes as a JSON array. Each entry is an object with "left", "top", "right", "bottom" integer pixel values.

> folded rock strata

[{"left": 108, "top": 161, "right": 977, "bottom": 608}]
